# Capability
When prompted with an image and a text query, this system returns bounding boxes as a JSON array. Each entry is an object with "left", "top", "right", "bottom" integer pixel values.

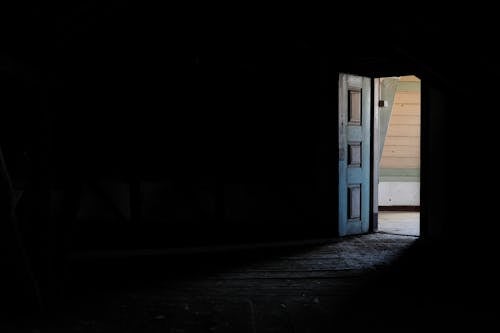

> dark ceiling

[{"left": 2, "top": 3, "right": 499, "bottom": 80}]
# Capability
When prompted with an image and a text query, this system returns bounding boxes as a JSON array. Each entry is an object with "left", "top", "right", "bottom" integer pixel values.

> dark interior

[{"left": 1, "top": 3, "right": 499, "bottom": 332}]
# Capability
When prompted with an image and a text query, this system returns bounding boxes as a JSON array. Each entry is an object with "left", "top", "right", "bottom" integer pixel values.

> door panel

[
  {"left": 348, "top": 184, "right": 361, "bottom": 220},
  {"left": 339, "top": 74, "right": 371, "bottom": 236},
  {"left": 348, "top": 90, "right": 362, "bottom": 124},
  {"left": 348, "top": 142, "right": 361, "bottom": 167}
]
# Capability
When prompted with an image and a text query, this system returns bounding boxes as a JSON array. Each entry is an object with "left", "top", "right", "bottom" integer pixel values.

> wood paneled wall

[{"left": 380, "top": 76, "right": 420, "bottom": 169}]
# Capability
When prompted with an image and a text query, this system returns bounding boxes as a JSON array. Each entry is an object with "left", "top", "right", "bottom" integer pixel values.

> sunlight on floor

[{"left": 378, "top": 211, "right": 419, "bottom": 236}]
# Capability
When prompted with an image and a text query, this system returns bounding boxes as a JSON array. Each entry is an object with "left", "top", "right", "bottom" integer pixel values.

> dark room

[{"left": 1, "top": 3, "right": 499, "bottom": 332}]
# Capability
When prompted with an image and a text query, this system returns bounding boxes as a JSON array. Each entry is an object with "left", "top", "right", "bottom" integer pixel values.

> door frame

[{"left": 370, "top": 77, "right": 379, "bottom": 233}]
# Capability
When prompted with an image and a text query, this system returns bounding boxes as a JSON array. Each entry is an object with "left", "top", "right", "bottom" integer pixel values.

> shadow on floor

[{"left": 2, "top": 233, "right": 497, "bottom": 332}]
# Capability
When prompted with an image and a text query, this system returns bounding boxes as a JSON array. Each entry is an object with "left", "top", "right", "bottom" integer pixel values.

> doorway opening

[{"left": 377, "top": 75, "right": 420, "bottom": 236}]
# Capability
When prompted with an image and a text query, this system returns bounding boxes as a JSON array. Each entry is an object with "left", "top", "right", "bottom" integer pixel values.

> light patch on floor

[
  {"left": 378, "top": 211, "right": 419, "bottom": 236},
  {"left": 58, "top": 232, "right": 418, "bottom": 333}
]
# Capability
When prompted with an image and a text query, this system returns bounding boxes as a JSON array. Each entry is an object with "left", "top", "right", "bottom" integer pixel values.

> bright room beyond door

[{"left": 377, "top": 75, "right": 420, "bottom": 236}]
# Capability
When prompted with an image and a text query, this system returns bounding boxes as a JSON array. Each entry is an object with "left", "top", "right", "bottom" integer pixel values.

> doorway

[
  {"left": 338, "top": 73, "right": 421, "bottom": 237},
  {"left": 377, "top": 75, "right": 420, "bottom": 236}
]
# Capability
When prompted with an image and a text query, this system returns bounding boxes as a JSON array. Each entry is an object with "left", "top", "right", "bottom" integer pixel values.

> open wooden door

[{"left": 338, "top": 73, "right": 371, "bottom": 236}]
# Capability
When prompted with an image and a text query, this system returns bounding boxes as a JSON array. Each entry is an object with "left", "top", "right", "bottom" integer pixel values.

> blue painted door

[{"left": 338, "top": 74, "right": 371, "bottom": 236}]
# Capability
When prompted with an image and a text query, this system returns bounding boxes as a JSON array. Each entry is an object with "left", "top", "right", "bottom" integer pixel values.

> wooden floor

[
  {"left": 5, "top": 231, "right": 495, "bottom": 332},
  {"left": 5, "top": 233, "right": 417, "bottom": 332},
  {"left": 378, "top": 211, "right": 420, "bottom": 236}
]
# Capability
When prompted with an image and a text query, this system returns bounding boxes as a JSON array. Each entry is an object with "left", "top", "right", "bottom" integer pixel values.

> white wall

[{"left": 378, "top": 182, "right": 420, "bottom": 206}]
